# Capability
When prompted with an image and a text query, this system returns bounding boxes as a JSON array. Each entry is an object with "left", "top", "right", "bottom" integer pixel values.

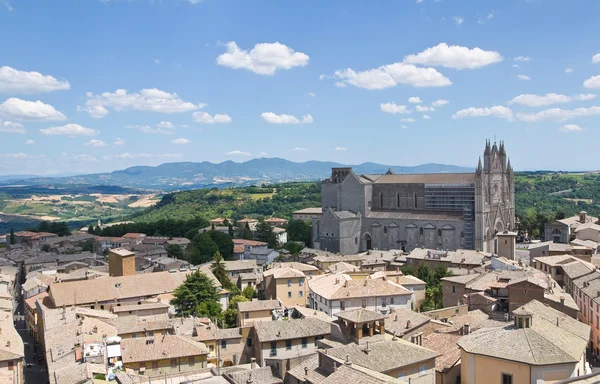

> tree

[
  {"left": 166, "top": 244, "right": 184, "bottom": 260},
  {"left": 240, "top": 222, "right": 253, "bottom": 240},
  {"left": 228, "top": 223, "right": 234, "bottom": 237},
  {"left": 287, "top": 220, "right": 310, "bottom": 245},
  {"left": 242, "top": 286, "right": 255, "bottom": 300},
  {"left": 87, "top": 225, "right": 95, "bottom": 235},
  {"left": 81, "top": 239, "right": 95, "bottom": 253},
  {"left": 9, "top": 228, "right": 15, "bottom": 245},
  {"left": 186, "top": 233, "right": 219, "bottom": 265},
  {"left": 197, "top": 301, "right": 223, "bottom": 323},
  {"left": 223, "top": 294, "right": 249, "bottom": 328},
  {"left": 283, "top": 241, "right": 303, "bottom": 256},
  {"left": 41, "top": 244, "right": 51, "bottom": 252},
  {"left": 171, "top": 271, "right": 219, "bottom": 317},
  {"left": 208, "top": 231, "right": 234, "bottom": 260},
  {"left": 256, "top": 221, "right": 277, "bottom": 248},
  {"left": 210, "top": 251, "right": 233, "bottom": 289}
]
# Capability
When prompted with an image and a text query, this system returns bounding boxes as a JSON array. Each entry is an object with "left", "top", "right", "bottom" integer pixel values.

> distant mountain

[{"left": 0, "top": 158, "right": 474, "bottom": 190}]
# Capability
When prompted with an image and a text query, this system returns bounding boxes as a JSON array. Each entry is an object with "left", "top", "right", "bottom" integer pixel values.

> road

[{"left": 15, "top": 293, "right": 48, "bottom": 384}]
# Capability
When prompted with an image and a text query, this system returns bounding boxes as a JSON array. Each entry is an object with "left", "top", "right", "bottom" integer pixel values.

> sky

[{"left": 0, "top": 0, "right": 599, "bottom": 175}]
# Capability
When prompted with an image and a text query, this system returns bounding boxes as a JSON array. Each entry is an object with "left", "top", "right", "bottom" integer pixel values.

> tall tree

[
  {"left": 87, "top": 225, "right": 95, "bottom": 235},
  {"left": 171, "top": 271, "right": 219, "bottom": 317},
  {"left": 9, "top": 228, "right": 15, "bottom": 245},
  {"left": 210, "top": 251, "right": 232, "bottom": 289},
  {"left": 240, "top": 222, "right": 253, "bottom": 240},
  {"left": 256, "top": 221, "right": 277, "bottom": 248},
  {"left": 187, "top": 232, "right": 219, "bottom": 265},
  {"left": 228, "top": 223, "right": 234, "bottom": 237},
  {"left": 208, "top": 231, "right": 234, "bottom": 260},
  {"left": 287, "top": 220, "right": 311, "bottom": 245},
  {"left": 165, "top": 244, "right": 184, "bottom": 260}
]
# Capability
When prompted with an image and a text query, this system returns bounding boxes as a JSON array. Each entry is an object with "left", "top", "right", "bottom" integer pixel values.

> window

[
  {"left": 362, "top": 299, "right": 367, "bottom": 308},
  {"left": 246, "top": 338, "right": 253, "bottom": 347},
  {"left": 171, "top": 358, "right": 177, "bottom": 368},
  {"left": 288, "top": 280, "right": 292, "bottom": 287},
  {"left": 419, "top": 366, "right": 426, "bottom": 376},
  {"left": 355, "top": 237, "right": 358, "bottom": 245},
  {"left": 382, "top": 298, "right": 387, "bottom": 307},
  {"left": 286, "top": 340, "right": 292, "bottom": 350},
  {"left": 299, "top": 291, "right": 303, "bottom": 297},
  {"left": 414, "top": 193, "right": 418, "bottom": 209},
  {"left": 452, "top": 285, "right": 456, "bottom": 293},
  {"left": 188, "top": 356, "right": 194, "bottom": 366},
  {"left": 438, "top": 229, "right": 442, "bottom": 237},
  {"left": 340, "top": 301, "right": 345, "bottom": 310},
  {"left": 298, "top": 279, "right": 303, "bottom": 286},
  {"left": 502, "top": 373, "right": 513, "bottom": 384},
  {"left": 7, "top": 362, "right": 13, "bottom": 371},
  {"left": 221, "top": 340, "right": 227, "bottom": 349},
  {"left": 132, "top": 333, "right": 137, "bottom": 338},
  {"left": 244, "top": 312, "right": 249, "bottom": 319},
  {"left": 288, "top": 291, "right": 292, "bottom": 298},
  {"left": 140, "top": 362, "right": 146, "bottom": 371},
  {"left": 152, "top": 361, "right": 158, "bottom": 370},
  {"left": 419, "top": 227, "right": 424, "bottom": 236},
  {"left": 397, "top": 373, "right": 404, "bottom": 379},
  {"left": 397, "top": 193, "right": 400, "bottom": 208},
  {"left": 390, "top": 297, "right": 394, "bottom": 305},
  {"left": 380, "top": 193, "right": 383, "bottom": 207},
  {"left": 384, "top": 226, "right": 387, "bottom": 234},
  {"left": 148, "top": 331, "right": 154, "bottom": 336},
  {"left": 314, "top": 335, "right": 323, "bottom": 346},
  {"left": 270, "top": 341, "right": 277, "bottom": 356},
  {"left": 301, "top": 337, "right": 308, "bottom": 348},
  {"left": 100, "top": 305, "right": 104, "bottom": 310},
  {"left": 209, "top": 345, "right": 214, "bottom": 352}
]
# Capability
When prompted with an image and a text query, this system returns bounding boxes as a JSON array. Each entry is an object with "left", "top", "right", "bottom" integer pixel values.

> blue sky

[{"left": 0, "top": 0, "right": 599, "bottom": 175}]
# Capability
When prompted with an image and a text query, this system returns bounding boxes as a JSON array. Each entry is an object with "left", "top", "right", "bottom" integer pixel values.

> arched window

[
  {"left": 419, "top": 227, "right": 424, "bottom": 236},
  {"left": 380, "top": 193, "right": 383, "bottom": 208},
  {"left": 384, "top": 226, "right": 388, "bottom": 234},
  {"left": 438, "top": 229, "right": 442, "bottom": 237},
  {"left": 460, "top": 230, "right": 465, "bottom": 238},
  {"left": 413, "top": 193, "right": 418, "bottom": 209}
]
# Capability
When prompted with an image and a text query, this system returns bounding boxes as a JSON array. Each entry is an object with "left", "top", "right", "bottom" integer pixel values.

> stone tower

[
  {"left": 108, "top": 248, "right": 136, "bottom": 277},
  {"left": 474, "top": 140, "right": 515, "bottom": 252}
]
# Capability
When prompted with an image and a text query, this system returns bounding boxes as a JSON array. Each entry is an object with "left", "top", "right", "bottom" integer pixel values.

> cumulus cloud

[
  {"left": 508, "top": 93, "right": 573, "bottom": 107},
  {"left": 565, "top": 68, "right": 573, "bottom": 73},
  {"left": 452, "top": 105, "right": 513, "bottom": 120},
  {"left": 40, "top": 123, "right": 98, "bottom": 136},
  {"left": 400, "top": 118, "right": 416, "bottom": 123},
  {"left": 226, "top": 150, "right": 251, "bottom": 156},
  {"left": 576, "top": 94, "right": 597, "bottom": 101},
  {"left": 84, "top": 139, "right": 106, "bottom": 147},
  {"left": 260, "top": 112, "right": 313, "bottom": 124},
  {"left": 380, "top": 102, "right": 411, "bottom": 114},
  {"left": 293, "top": 147, "right": 307, "bottom": 152},
  {"left": 514, "top": 56, "right": 531, "bottom": 62},
  {"left": 334, "top": 81, "right": 347, "bottom": 88},
  {"left": 25, "top": 139, "right": 34, "bottom": 145},
  {"left": 334, "top": 63, "right": 451, "bottom": 90},
  {"left": 334, "top": 147, "right": 347, "bottom": 151},
  {"left": 126, "top": 121, "right": 178, "bottom": 135},
  {"left": 432, "top": 99, "right": 449, "bottom": 107},
  {"left": 408, "top": 96, "right": 422, "bottom": 104},
  {"left": 172, "top": 138, "right": 191, "bottom": 145},
  {"left": 0, "top": 120, "right": 26, "bottom": 134},
  {"left": 114, "top": 138, "right": 125, "bottom": 146},
  {"left": 193, "top": 112, "right": 232, "bottom": 124},
  {"left": 416, "top": 105, "right": 434, "bottom": 112},
  {"left": 584, "top": 75, "right": 600, "bottom": 89},
  {"left": 403, "top": 43, "right": 503, "bottom": 70},
  {"left": 308, "top": 92, "right": 316, "bottom": 97},
  {"left": 560, "top": 124, "right": 584, "bottom": 132},
  {"left": 217, "top": 41, "right": 309, "bottom": 75},
  {"left": 258, "top": 152, "right": 268, "bottom": 157},
  {"left": 157, "top": 121, "right": 175, "bottom": 129},
  {"left": 0, "top": 66, "right": 70, "bottom": 94},
  {"left": 401, "top": 125, "right": 408, "bottom": 129},
  {"left": 81, "top": 88, "right": 205, "bottom": 117},
  {"left": 592, "top": 53, "right": 600, "bottom": 64},
  {"left": 453, "top": 16, "right": 464, "bottom": 25},
  {"left": 422, "top": 114, "right": 431, "bottom": 119},
  {"left": 516, "top": 106, "right": 600, "bottom": 122},
  {"left": 517, "top": 75, "right": 530, "bottom": 81},
  {"left": 0, "top": 98, "right": 66, "bottom": 121}
]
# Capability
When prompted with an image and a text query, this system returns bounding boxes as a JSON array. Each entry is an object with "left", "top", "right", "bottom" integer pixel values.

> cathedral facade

[{"left": 313, "top": 140, "right": 515, "bottom": 254}]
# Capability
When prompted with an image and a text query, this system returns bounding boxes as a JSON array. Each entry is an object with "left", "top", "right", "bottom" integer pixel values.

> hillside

[{"left": 0, "top": 158, "right": 474, "bottom": 190}]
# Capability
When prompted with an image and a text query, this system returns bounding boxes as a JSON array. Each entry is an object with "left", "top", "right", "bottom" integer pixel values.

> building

[
  {"left": 545, "top": 211, "right": 598, "bottom": 244},
  {"left": 237, "top": 218, "right": 259, "bottom": 230},
  {"left": 405, "top": 248, "right": 491, "bottom": 270},
  {"left": 532, "top": 255, "right": 590, "bottom": 287},
  {"left": 313, "top": 141, "right": 515, "bottom": 254},
  {"left": 0, "top": 312, "right": 24, "bottom": 384},
  {"left": 261, "top": 267, "right": 307, "bottom": 307},
  {"left": 571, "top": 270, "right": 600, "bottom": 354},
  {"left": 312, "top": 254, "right": 364, "bottom": 270},
  {"left": 562, "top": 259, "right": 596, "bottom": 295},
  {"left": 264, "top": 217, "right": 288, "bottom": 226},
  {"left": 458, "top": 300, "right": 590, "bottom": 384},
  {"left": 237, "top": 299, "right": 282, "bottom": 327},
  {"left": 291, "top": 207, "right": 322, "bottom": 221},
  {"left": 108, "top": 248, "right": 136, "bottom": 277},
  {"left": 372, "top": 273, "right": 427, "bottom": 309},
  {"left": 269, "top": 262, "right": 321, "bottom": 277},
  {"left": 308, "top": 273, "right": 413, "bottom": 316},
  {"left": 223, "top": 259, "right": 262, "bottom": 279}
]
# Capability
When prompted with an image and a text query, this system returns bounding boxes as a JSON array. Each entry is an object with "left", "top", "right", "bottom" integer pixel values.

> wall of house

[
  {"left": 119, "top": 328, "right": 171, "bottom": 339},
  {"left": 437, "top": 362, "right": 460, "bottom": 384},
  {"left": 461, "top": 351, "right": 530, "bottom": 384},
  {"left": 422, "top": 305, "right": 469, "bottom": 321},
  {"left": 573, "top": 283, "right": 600, "bottom": 354},
  {"left": 219, "top": 337, "right": 245, "bottom": 366},
  {"left": 238, "top": 310, "right": 272, "bottom": 327},
  {"left": 258, "top": 336, "right": 324, "bottom": 366},
  {"left": 442, "top": 281, "right": 468, "bottom": 308},
  {"left": 545, "top": 223, "right": 570, "bottom": 244},
  {"left": 530, "top": 359, "right": 583, "bottom": 384},
  {"left": 384, "top": 359, "right": 436, "bottom": 384},
  {"left": 576, "top": 228, "right": 600, "bottom": 243},
  {"left": 274, "top": 278, "right": 307, "bottom": 308},
  {"left": 507, "top": 282, "right": 545, "bottom": 312},
  {"left": 124, "top": 355, "right": 206, "bottom": 375},
  {"left": 310, "top": 292, "right": 411, "bottom": 317},
  {"left": 0, "top": 359, "right": 23, "bottom": 384}
]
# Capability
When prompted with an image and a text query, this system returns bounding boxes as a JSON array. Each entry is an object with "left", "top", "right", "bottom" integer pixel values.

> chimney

[
  {"left": 5, "top": 341, "right": 9, "bottom": 348},
  {"left": 363, "top": 341, "right": 371, "bottom": 355},
  {"left": 335, "top": 278, "right": 339, "bottom": 285},
  {"left": 560, "top": 296, "right": 565, "bottom": 305},
  {"left": 556, "top": 317, "right": 560, "bottom": 327},
  {"left": 406, "top": 320, "right": 412, "bottom": 329},
  {"left": 250, "top": 357, "right": 256, "bottom": 369},
  {"left": 344, "top": 280, "right": 348, "bottom": 288},
  {"left": 304, "top": 367, "right": 308, "bottom": 376},
  {"left": 364, "top": 280, "right": 368, "bottom": 286},
  {"left": 463, "top": 324, "right": 470, "bottom": 335},
  {"left": 277, "top": 331, "right": 281, "bottom": 338},
  {"left": 394, "top": 315, "right": 399, "bottom": 322},
  {"left": 344, "top": 354, "right": 352, "bottom": 366}
]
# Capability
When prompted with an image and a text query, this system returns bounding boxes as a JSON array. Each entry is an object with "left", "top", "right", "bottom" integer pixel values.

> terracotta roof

[
  {"left": 120, "top": 335, "right": 207, "bottom": 363},
  {"left": 320, "top": 364, "right": 398, "bottom": 384},
  {"left": 309, "top": 273, "right": 412, "bottom": 300},
  {"left": 223, "top": 259, "right": 258, "bottom": 271},
  {"left": 254, "top": 318, "right": 331, "bottom": 342},
  {"left": 263, "top": 267, "right": 305, "bottom": 279},
  {"left": 233, "top": 239, "right": 268, "bottom": 247},
  {"left": 384, "top": 308, "right": 432, "bottom": 337},
  {"left": 423, "top": 333, "right": 462, "bottom": 373},
  {"left": 327, "top": 261, "right": 360, "bottom": 273},
  {"left": 111, "top": 301, "right": 170, "bottom": 313},
  {"left": 334, "top": 308, "right": 386, "bottom": 323},
  {"left": 292, "top": 208, "right": 322, "bottom": 214},
  {"left": 237, "top": 299, "right": 282, "bottom": 313},
  {"left": 270, "top": 262, "right": 319, "bottom": 272},
  {"left": 0, "top": 312, "right": 23, "bottom": 362},
  {"left": 226, "top": 366, "right": 283, "bottom": 384}
]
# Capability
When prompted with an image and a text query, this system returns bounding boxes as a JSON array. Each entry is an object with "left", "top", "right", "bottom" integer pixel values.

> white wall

[{"left": 310, "top": 292, "right": 411, "bottom": 317}]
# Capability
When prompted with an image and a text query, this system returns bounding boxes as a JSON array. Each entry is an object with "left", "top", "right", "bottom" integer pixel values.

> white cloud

[
  {"left": 334, "top": 147, "right": 347, "bottom": 151},
  {"left": 84, "top": 139, "right": 106, "bottom": 147},
  {"left": 0, "top": 153, "right": 30, "bottom": 159},
  {"left": 400, "top": 118, "right": 416, "bottom": 123},
  {"left": 226, "top": 150, "right": 251, "bottom": 156},
  {"left": 0, "top": 66, "right": 70, "bottom": 94},
  {"left": 453, "top": 16, "right": 464, "bottom": 25},
  {"left": 487, "top": 11, "right": 494, "bottom": 19},
  {"left": 40, "top": 123, "right": 98, "bottom": 136},
  {"left": 308, "top": 92, "right": 316, "bottom": 97},
  {"left": 334, "top": 81, "right": 348, "bottom": 88},
  {"left": 0, "top": 98, "right": 66, "bottom": 121},
  {"left": 25, "top": 139, "right": 34, "bottom": 145},
  {"left": 258, "top": 152, "right": 268, "bottom": 157},
  {"left": 157, "top": 121, "right": 175, "bottom": 129},
  {"left": 126, "top": 123, "right": 174, "bottom": 135},
  {"left": 508, "top": 93, "right": 572, "bottom": 107},
  {"left": 172, "top": 138, "right": 191, "bottom": 145},
  {"left": 216, "top": 41, "right": 309, "bottom": 75},
  {"left": 0, "top": 120, "right": 26, "bottom": 134},
  {"left": 293, "top": 147, "right": 307, "bottom": 152},
  {"left": 72, "top": 154, "right": 97, "bottom": 162},
  {"left": 416, "top": 105, "right": 434, "bottom": 112},
  {"left": 583, "top": 75, "right": 600, "bottom": 89},
  {"left": 432, "top": 99, "right": 449, "bottom": 107},
  {"left": 260, "top": 112, "right": 313, "bottom": 124},
  {"left": 153, "top": 58, "right": 161, "bottom": 64},
  {"left": 422, "top": 114, "right": 431, "bottom": 119},
  {"left": 514, "top": 56, "right": 531, "bottom": 62},
  {"left": 319, "top": 74, "right": 326, "bottom": 80},
  {"left": 81, "top": 88, "right": 204, "bottom": 117},
  {"left": 452, "top": 105, "right": 513, "bottom": 120},
  {"left": 560, "top": 124, "right": 584, "bottom": 132},
  {"left": 109, "top": 153, "right": 182, "bottom": 160},
  {"left": 192, "top": 111, "right": 233, "bottom": 124},
  {"left": 401, "top": 125, "right": 408, "bottom": 129},
  {"left": 1, "top": 0, "right": 13, "bottom": 11},
  {"left": 408, "top": 96, "right": 422, "bottom": 104},
  {"left": 76, "top": 105, "right": 109, "bottom": 119},
  {"left": 516, "top": 106, "right": 600, "bottom": 122},
  {"left": 517, "top": 74, "right": 530, "bottom": 80},
  {"left": 565, "top": 68, "right": 573, "bottom": 73},
  {"left": 592, "top": 53, "right": 600, "bottom": 64},
  {"left": 512, "top": 64, "right": 519, "bottom": 69},
  {"left": 416, "top": 0, "right": 424, "bottom": 3},
  {"left": 575, "top": 93, "right": 597, "bottom": 101},
  {"left": 403, "top": 43, "right": 503, "bottom": 70},
  {"left": 334, "top": 63, "right": 451, "bottom": 89},
  {"left": 380, "top": 102, "right": 411, "bottom": 114},
  {"left": 114, "top": 137, "right": 125, "bottom": 146}
]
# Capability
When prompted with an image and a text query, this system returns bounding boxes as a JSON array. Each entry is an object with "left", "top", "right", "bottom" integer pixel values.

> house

[
  {"left": 119, "top": 335, "right": 208, "bottom": 375},
  {"left": 166, "top": 237, "right": 191, "bottom": 248},
  {"left": 571, "top": 270, "right": 600, "bottom": 354},
  {"left": 383, "top": 308, "right": 443, "bottom": 340},
  {"left": 545, "top": 211, "right": 598, "bottom": 243},
  {"left": 237, "top": 299, "right": 282, "bottom": 327},
  {"left": 312, "top": 254, "right": 364, "bottom": 270},
  {"left": 225, "top": 365, "right": 282, "bottom": 384},
  {"left": 370, "top": 272, "right": 427, "bottom": 309},
  {"left": 264, "top": 217, "right": 288, "bottom": 226},
  {"left": 237, "top": 218, "right": 259, "bottom": 230},
  {"left": 272, "top": 227, "right": 288, "bottom": 245},
  {"left": 223, "top": 259, "right": 262, "bottom": 279},
  {"left": 111, "top": 301, "right": 170, "bottom": 320},
  {"left": 0, "top": 311, "right": 24, "bottom": 384},
  {"left": 528, "top": 241, "right": 592, "bottom": 263},
  {"left": 458, "top": 300, "right": 591, "bottom": 384},
  {"left": 326, "top": 261, "right": 360, "bottom": 273},
  {"left": 261, "top": 267, "right": 307, "bottom": 307},
  {"left": 233, "top": 239, "right": 279, "bottom": 266},
  {"left": 291, "top": 207, "right": 322, "bottom": 221},
  {"left": 405, "top": 248, "right": 492, "bottom": 270},
  {"left": 308, "top": 273, "right": 413, "bottom": 316},
  {"left": 252, "top": 318, "right": 331, "bottom": 366},
  {"left": 14, "top": 230, "right": 58, "bottom": 246},
  {"left": 269, "top": 262, "right": 321, "bottom": 277},
  {"left": 209, "top": 218, "right": 230, "bottom": 226},
  {"left": 97, "top": 236, "right": 128, "bottom": 251},
  {"left": 237, "top": 271, "right": 263, "bottom": 290},
  {"left": 562, "top": 259, "right": 597, "bottom": 295},
  {"left": 532, "top": 255, "right": 588, "bottom": 287}
]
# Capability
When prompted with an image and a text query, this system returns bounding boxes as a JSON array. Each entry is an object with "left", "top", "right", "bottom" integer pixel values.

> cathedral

[{"left": 313, "top": 140, "right": 515, "bottom": 254}]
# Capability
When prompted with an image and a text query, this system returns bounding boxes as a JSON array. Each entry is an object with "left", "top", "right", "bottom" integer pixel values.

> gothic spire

[
  {"left": 477, "top": 157, "right": 483, "bottom": 174},
  {"left": 484, "top": 140, "right": 491, "bottom": 155}
]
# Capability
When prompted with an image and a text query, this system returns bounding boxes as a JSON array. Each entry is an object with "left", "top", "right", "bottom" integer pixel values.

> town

[{"left": 0, "top": 141, "right": 598, "bottom": 384}]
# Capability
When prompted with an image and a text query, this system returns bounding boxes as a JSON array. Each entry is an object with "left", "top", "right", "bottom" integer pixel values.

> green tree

[
  {"left": 210, "top": 251, "right": 233, "bottom": 289},
  {"left": 223, "top": 294, "right": 249, "bottom": 328},
  {"left": 208, "top": 231, "right": 234, "bottom": 260},
  {"left": 242, "top": 286, "right": 255, "bottom": 300},
  {"left": 81, "top": 239, "right": 95, "bottom": 253},
  {"left": 186, "top": 232, "right": 219, "bottom": 265},
  {"left": 283, "top": 241, "right": 303, "bottom": 256},
  {"left": 287, "top": 220, "right": 310, "bottom": 245},
  {"left": 171, "top": 270, "right": 219, "bottom": 317},
  {"left": 256, "top": 221, "right": 276, "bottom": 247},
  {"left": 87, "top": 225, "right": 95, "bottom": 235},
  {"left": 166, "top": 244, "right": 184, "bottom": 259},
  {"left": 40, "top": 244, "right": 51, "bottom": 252},
  {"left": 9, "top": 228, "right": 15, "bottom": 245},
  {"left": 240, "top": 222, "right": 253, "bottom": 240},
  {"left": 197, "top": 301, "right": 223, "bottom": 323},
  {"left": 228, "top": 223, "right": 234, "bottom": 237}
]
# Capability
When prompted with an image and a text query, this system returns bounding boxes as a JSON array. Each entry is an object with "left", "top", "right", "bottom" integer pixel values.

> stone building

[{"left": 313, "top": 140, "right": 515, "bottom": 254}]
